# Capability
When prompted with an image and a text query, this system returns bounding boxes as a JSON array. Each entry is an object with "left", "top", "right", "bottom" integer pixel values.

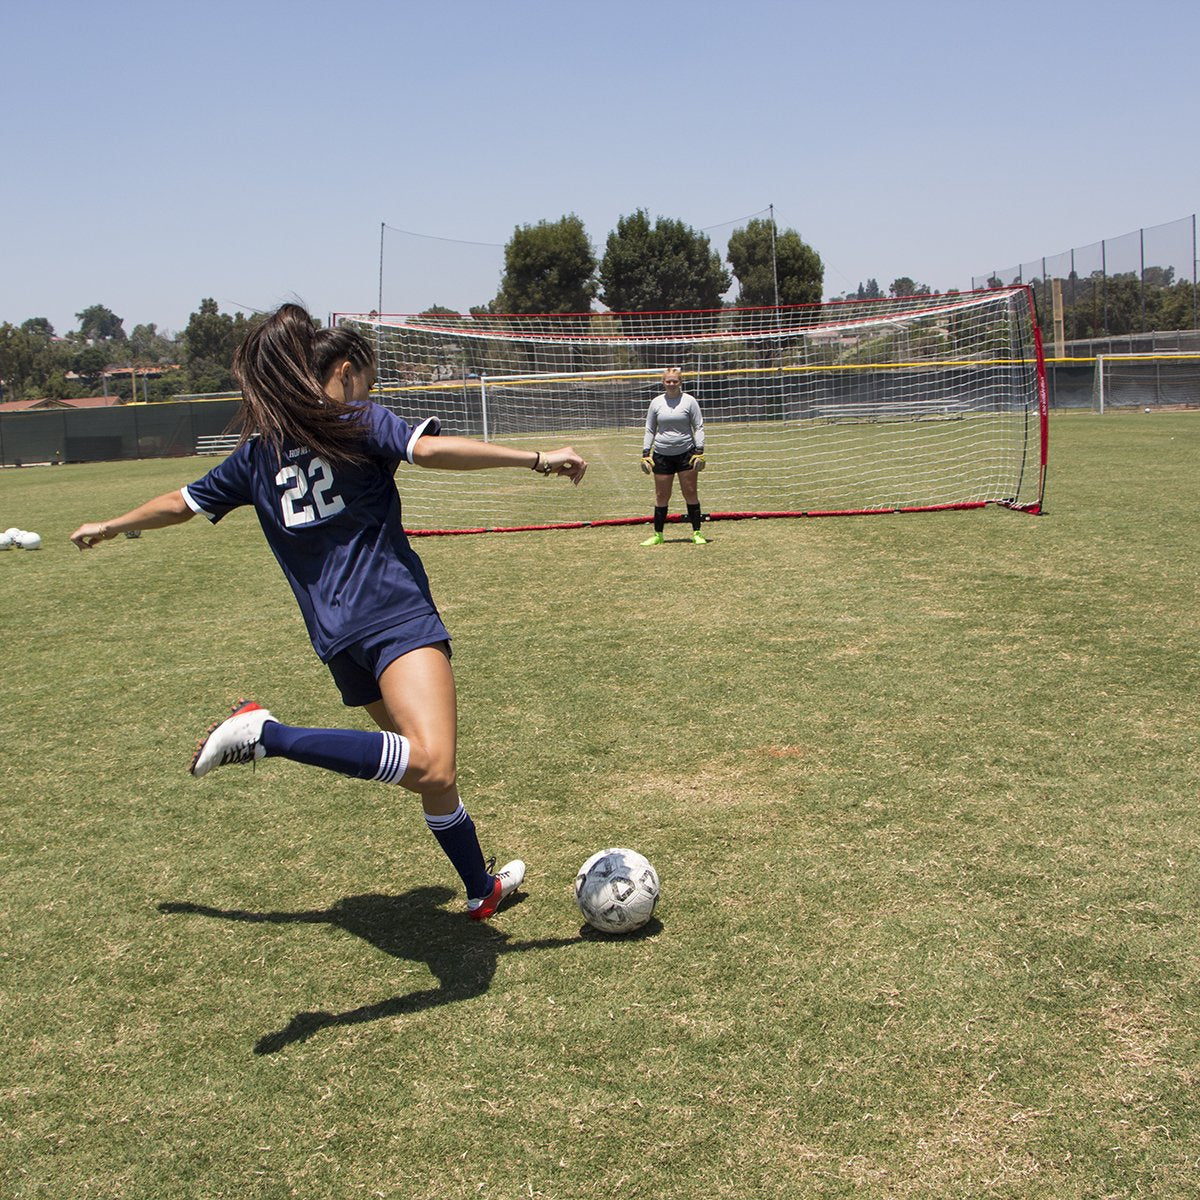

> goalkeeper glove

[
  {"left": 689, "top": 452, "right": 706, "bottom": 472},
  {"left": 641, "top": 454, "right": 654, "bottom": 475}
]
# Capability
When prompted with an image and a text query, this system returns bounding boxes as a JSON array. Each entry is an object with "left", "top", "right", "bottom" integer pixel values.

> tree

[
  {"left": 0, "top": 321, "right": 74, "bottom": 399},
  {"left": 1143, "top": 266, "right": 1175, "bottom": 289},
  {"left": 1158, "top": 279, "right": 1197, "bottom": 330},
  {"left": 599, "top": 211, "right": 731, "bottom": 312},
  {"left": 1095, "top": 273, "right": 1143, "bottom": 336},
  {"left": 75, "top": 304, "right": 126, "bottom": 342},
  {"left": 130, "top": 322, "right": 175, "bottom": 364},
  {"left": 856, "top": 279, "right": 883, "bottom": 300},
  {"left": 726, "top": 218, "right": 823, "bottom": 307},
  {"left": 73, "top": 345, "right": 110, "bottom": 388},
  {"left": 0, "top": 323, "right": 35, "bottom": 398},
  {"left": 889, "top": 278, "right": 932, "bottom": 298},
  {"left": 182, "top": 299, "right": 260, "bottom": 391},
  {"left": 184, "top": 298, "right": 232, "bottom": 364},
  {"left": 21, "top": 317, "right": 55, "bottom": 338},
  {"left": 492, "top": 215, "right": 597, "bottom": 313},
  {"left": 43, "top": 371, "right": 72, "bottom": 400}
]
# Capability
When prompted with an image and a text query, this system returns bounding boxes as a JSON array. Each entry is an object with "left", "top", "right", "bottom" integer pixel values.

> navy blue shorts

[{"left": 326, "top": 613, "right": 451, "bottom": 707}]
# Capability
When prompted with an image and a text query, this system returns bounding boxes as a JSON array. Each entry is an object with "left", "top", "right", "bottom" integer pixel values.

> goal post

[
  {"left": 335, "top": 287, "right": 1048, "bottom": 535},
  {"left": 1092, "top": 352, "right": 1200, "bottom": 413}
]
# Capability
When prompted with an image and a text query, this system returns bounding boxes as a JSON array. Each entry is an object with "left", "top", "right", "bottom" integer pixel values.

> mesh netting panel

[
  {"left": 1093, "top": 354, "right": 1200, "bottom": 410},
  {"left": 337, "top": 289, "right": 1046, "bottom": 532}
]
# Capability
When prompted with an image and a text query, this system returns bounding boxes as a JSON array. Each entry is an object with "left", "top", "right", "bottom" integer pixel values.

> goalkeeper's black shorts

[{"left": 651, "top": 450, "right": 697, "bottom": 475}]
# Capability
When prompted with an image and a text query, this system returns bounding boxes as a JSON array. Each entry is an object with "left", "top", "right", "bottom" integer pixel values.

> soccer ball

[
  {"left": 14, "top": 530, "right": 41, "bottom": 550},
  {"left": 574, "top": 847, "right": 660, "bottom": 934},
  {"left": 0, "top": 533, "right": 12, "bottom": 551}
]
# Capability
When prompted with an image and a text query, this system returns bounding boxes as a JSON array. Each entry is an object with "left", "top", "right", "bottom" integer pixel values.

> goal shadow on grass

[{"left": 157, "top": 887, "right": 582, "bottom": 1055}]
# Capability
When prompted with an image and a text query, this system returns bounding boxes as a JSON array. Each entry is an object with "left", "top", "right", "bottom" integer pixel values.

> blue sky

[{"left": 2, "top": 0, "right": 1196, "bottom": 335}]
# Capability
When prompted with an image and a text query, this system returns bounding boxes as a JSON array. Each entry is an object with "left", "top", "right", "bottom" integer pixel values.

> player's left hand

[{"left": 542, "top": 447, "right": 587, "bottom": 485}]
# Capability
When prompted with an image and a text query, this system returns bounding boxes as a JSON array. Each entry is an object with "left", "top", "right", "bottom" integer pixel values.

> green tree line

[
  {"left": 1029, "top": 268, "right": 1198, "bottom": 342},
  {"left": 0, "top": 299, "right": 265, "bottom": 403},
  {"left": 469, "top": 211, "right": 822, "bottom": 315}
]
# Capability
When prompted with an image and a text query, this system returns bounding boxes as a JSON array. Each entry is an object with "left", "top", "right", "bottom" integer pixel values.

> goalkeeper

[{"left": 640, "top": 367, "right": 707, "bottom": 545}]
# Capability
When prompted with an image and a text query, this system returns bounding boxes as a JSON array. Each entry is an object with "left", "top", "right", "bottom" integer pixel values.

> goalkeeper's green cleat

[
  {"left": 690, "top": 530, "right": 709, "bottom": 545},
  {"left": 641, "top": 531, "right": 665, "bottom": 546}
]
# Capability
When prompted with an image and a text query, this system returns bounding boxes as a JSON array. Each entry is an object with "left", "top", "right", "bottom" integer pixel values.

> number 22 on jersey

[{"left": 276, "top": 457, "right": 346, "bottom": 527}]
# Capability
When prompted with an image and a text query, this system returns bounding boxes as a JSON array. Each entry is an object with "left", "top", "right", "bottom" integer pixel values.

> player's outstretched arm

[
  {"left": 70, "top": 489, "right": 195, "bottom": 549},
  {"left": 412, "top": 437, "right": 587, "bottom": 485}
]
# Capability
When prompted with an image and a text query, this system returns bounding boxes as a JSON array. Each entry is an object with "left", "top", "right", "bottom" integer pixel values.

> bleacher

[{"left": 194, "top": 434, "right": 240, "bottom": 456}]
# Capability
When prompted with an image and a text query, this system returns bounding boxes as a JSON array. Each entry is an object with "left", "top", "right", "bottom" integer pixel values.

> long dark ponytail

[{"left": 232, "top": 304, "right": 375, "bottom": 465}]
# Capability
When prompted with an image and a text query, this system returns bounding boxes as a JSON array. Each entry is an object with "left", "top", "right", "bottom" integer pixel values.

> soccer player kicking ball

[
  {"left": 640, "top": 367, "right": 708, "bottom": 545},
  {"left": 70, "top": 304, "right": 587, "bottom": 920}
]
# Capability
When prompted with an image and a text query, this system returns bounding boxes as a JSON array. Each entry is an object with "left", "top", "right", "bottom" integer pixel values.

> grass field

[{"left": 1, "top": 411, "right": 1198, "bottom": 1198}]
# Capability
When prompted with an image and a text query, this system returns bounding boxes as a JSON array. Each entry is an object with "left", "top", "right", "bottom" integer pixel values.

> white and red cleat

[
  {"left": 467, "top": 859, "right": 526, "bottom": 920},
  {"left": 190, "top": 699, "right": 275, "bottom": 777}
]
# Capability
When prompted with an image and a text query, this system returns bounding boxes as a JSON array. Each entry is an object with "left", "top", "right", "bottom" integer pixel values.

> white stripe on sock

[
  {"left": 424, "top": 801, "right": 467, "bottom": 831},
  {"left": 373, "top": 732, "right": 410, "bottom": 784}
]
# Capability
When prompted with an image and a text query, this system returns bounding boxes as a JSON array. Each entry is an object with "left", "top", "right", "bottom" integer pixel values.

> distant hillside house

[{"left": 101, "top": 364, "right": 180, "bottom": 381}]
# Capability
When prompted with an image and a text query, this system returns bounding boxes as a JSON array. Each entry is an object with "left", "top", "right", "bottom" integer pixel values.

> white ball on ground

[
  {"left": 3, "top": 527, "right": 20, "bottom": 540},
  {"left": 15, "top": 531, "right": 41, "bottom": 550},
  {"left": 0, "top": 533, "right": 13, "bottom": 550},
  {"left": 574, "top": 847, "right": 660, "bottom": 933}
]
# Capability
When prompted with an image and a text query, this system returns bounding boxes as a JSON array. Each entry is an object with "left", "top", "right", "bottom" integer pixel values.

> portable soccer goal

[
  {"left": 335, "top": 286, "right": 1047, "bottom": 535},
  {"left": 1091, "top": 352, "right": 1200, "bottom": 413}
]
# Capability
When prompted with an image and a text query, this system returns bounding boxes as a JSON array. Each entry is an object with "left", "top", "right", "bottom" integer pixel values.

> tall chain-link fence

[{"left": 972, "top": 214, "right": 1199, "bottom": 352}]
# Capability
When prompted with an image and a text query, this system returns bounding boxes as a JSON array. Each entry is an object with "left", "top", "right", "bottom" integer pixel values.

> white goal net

[
  {"left": 335, "top": 287, "right": 1047, "bottom": 534},
  {"left": 1091, "top": 352, "right": 1200, "bottom": 413}
]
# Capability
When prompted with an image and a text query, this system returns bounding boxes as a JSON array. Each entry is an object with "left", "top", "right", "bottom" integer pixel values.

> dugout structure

[{"left": 335, "top": 287, "right": 1048, "bottom": 535}]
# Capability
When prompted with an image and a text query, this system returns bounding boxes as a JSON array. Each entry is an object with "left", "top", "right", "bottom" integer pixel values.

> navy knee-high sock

[
  {"left": 687, "top": 502, "right": 703, "bottom": 531},
  {"left": 260, "top": 722, "right": 490, "bottom": 899},
  {"left": 653, "top": 505, "right": 668, "bottom": 533},
  {"left": 425, "top": 803, "right": 492, "bottom": 900},
  {"left": 259, "top": 722, "right": 409, "bottom": 783}
]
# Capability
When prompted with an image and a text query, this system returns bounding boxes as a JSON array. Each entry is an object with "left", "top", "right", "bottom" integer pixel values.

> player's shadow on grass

[{"left": 158, "top": 887, "right": 580, "bottom": 1055}]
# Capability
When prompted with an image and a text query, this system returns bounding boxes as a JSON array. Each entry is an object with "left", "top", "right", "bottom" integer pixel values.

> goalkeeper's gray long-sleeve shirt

[{"left": 643, "top": 392, "right": 704, "bottom": 455}]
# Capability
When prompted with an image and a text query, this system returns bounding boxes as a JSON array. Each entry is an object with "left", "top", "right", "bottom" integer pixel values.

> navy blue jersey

[{"left": 182, "top": 406, "right": 442, "bottom": 662}]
